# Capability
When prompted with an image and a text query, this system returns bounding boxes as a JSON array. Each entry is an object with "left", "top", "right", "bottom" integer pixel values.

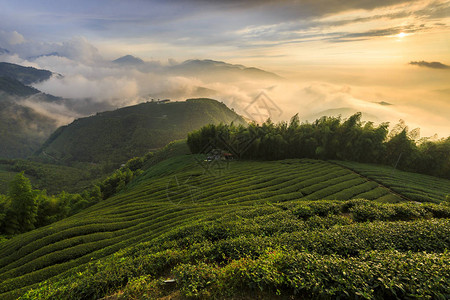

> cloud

[
  {"left": 34, "top": 74, "right": 139, "bottom": 100},
  {"left": 415, "top": 0, "right": 450, "bottom": 19},
  {"left": 409, "top": 61, "right": 449, "bottom": 69},
  {"left": 54, "top": 36, "right": 103, "bottom": 63},
  {"left": 183, "top": 0, "right": 417, "bottom": 19},
  {"left": 0, "top": 30, "right": 25, "bottom": 45},
  {"left": 0, "top": 30, "right": 103, "bottom": 64},
  {"left": 327, "top": 24, "right": 428, "bottom": 42},
  {"left": 18, "top": 97, "right": 76, "bottom": 126},
  {"left": 2, "top": 1, "right": 444, "bottom": 53}
]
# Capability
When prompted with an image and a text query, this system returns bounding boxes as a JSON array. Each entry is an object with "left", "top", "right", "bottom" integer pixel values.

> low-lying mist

[{"left": 1, "top": 50, "right": 448, "bottom": 139}]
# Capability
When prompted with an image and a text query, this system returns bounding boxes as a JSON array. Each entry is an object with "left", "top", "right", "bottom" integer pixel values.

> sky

[{"left": 0, "top": 0, "right": 449, "bottom": 136}]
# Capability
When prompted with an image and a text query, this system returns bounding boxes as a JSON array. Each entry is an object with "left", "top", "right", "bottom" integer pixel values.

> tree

[
  {"left": 0, "top": 194, "right": 9, "bottom": 233},
  {"left": 6, "top": 172, "right": 37, "bottom": 233},
  {"left": 383, "top": 129, "right": 418, "bottom": 170}
]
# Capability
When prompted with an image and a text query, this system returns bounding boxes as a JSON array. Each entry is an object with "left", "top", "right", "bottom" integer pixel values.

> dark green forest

[{"left": 188, "top": 113, "right": 450, "bottom": 179}]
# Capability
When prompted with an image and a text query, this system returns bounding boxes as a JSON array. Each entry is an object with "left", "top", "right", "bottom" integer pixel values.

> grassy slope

[{"left": 0, "top": 144, "right": 449, "bottom": 298}]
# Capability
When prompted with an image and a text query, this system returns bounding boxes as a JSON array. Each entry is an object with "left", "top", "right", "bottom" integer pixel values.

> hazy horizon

[{"left": 1, "top": 0, "right": 449, "bottom": 137}]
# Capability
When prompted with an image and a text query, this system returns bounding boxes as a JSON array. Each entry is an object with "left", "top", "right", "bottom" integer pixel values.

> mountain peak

[{"left": 112, "top": 55, "right": 145, "bottom": 65}]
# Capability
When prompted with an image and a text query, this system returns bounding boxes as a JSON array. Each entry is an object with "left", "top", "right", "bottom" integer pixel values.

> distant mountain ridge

[
  {"left": 110, "top": 55, "right": 282, "bottom": 80},
  {"left": 27, "top": 52, "right": 61, "bottom": 61},
  {"left": 169, "top": 59, "right": 282, "bottom": 80}
]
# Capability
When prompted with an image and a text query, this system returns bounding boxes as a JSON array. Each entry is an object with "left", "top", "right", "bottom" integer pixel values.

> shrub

[
  {"left": 350, "top": 203, "right": 396, "bottom": 222},
  {"left": 174, "top": 262, "right": 218, "bottom": 298}
]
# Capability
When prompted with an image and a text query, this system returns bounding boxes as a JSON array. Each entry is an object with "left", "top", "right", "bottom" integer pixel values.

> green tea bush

[
  {"left": 175, "top": 249, "right": 450, "bottom": 299},
  {"left": 422, "top": 203, "right": 450, "bottom": 218},
  {"left": 119, "top": 275, "right": 166, "bottom": 300},
  {"left": 349, "top": 203, "right": 396, "bottom": 222},
  {"left": 280, "top": 219, "right": 450, "bottom": 255},
  {"left": 292, "top": 200, "right": 342, "bottom": 219},
  {"left": 174, "top": 262, "right": 218, "bottom": 298},
  {"left": 21, "top": 249, "right": 187, "bottom": 300},
  {"left": 304, "top": 214, "right": 353, "bottom": 230}
]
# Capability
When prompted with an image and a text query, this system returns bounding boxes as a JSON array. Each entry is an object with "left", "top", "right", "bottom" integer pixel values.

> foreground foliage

[{"left": 19, "top": 202, "right": 450, "bottom": 300}]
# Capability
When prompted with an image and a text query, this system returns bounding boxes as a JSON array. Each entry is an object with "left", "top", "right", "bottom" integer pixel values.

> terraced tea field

[
  {"left": 335, "top": 161, "right": 450, "bottom": 203},
  {"left": 0, "top": 156, "right": 449, "bottom": 299}
]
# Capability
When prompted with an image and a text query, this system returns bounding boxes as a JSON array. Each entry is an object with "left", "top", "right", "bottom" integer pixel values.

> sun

[{"left": 396, "top": 32, "right": 407, "bottom": 38}]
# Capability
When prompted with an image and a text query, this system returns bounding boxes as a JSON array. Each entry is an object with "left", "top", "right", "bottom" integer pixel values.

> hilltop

[
  {"left": 34, "top": 98, "right": 245, "bottom": 165},
  {"left": 0, "top": 141, "right": 449, "bottom": 299}
]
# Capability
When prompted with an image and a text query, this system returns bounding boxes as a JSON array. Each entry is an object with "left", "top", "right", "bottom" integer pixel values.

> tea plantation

[
  {"left": 335, "top": 161, "right": 450, "bottom": 204},
  {"left": 0, "top": 154, "right": 449, "bottom": 299}
]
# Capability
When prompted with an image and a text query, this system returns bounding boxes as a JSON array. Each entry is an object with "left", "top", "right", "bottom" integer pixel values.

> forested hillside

[
  {"left": 0, "top": 63, "right": 52, "bottom": 85},
  {"left": 35, "top": 98, "right": 245, "bottom": 165},
  {"left": 0, "top": 77, "right": 40, "bottom": 97}
]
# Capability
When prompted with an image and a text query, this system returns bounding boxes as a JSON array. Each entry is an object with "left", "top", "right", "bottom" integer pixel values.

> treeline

[
  {"left": 0, "top": 154, "right": 150, "bottom": 236},
  {"left": 187, "top": 113, "right": 450, "bottom": 179}
]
